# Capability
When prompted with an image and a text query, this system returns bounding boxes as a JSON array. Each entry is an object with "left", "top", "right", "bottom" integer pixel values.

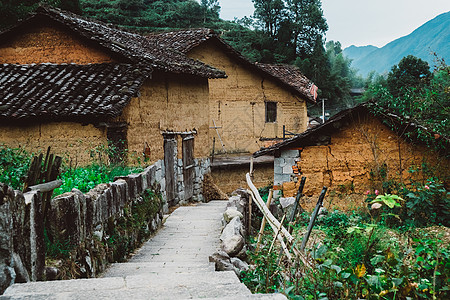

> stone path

[{"left": 2, "top": 200, "right": 286, "bottom": 299}]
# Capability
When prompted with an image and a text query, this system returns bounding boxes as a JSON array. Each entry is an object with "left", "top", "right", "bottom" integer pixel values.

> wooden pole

[
  {"left": 248, "top": 193, "right": 253, "bottom": 236},
  {"left": 256, "top": 189, "right": 273, "bottom": 251},
  {"left": 246, "top": 172, "right": 295, "bottom": 262},
  {"left": 212, "top": 119, "right": 226, "bottom": 153},
  {"left": 288, "top": 176, "right": 306, "bottom": 234},
  {"left": 246, "top": 173, "right": 294, "bottom": 244},
  {"left": 268, "top": 214, "right": 286, "bottom": 254},
  {"left": 300, "top": 187, "right": 327, "bottom": 252},
  {"left": 211, "top": 137, "right": 215, "bottom": 163},
  {"left": 26, "top": 180, "right": 63, "bottom": 193}
]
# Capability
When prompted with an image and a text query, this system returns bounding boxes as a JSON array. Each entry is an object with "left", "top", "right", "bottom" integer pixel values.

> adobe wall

[
  {"left": 211, "top": 163, "right": 273, "bottom": 195},
  {"left": 0, "top": 123, "right": 108, "bottom": 166},
  {"left": 187, "top": 42, "right": 308, "bottom": 154},
  {"left": 278, "top": 116, "right": 450, "bottom": 211},
  {"left": 0, "top": 24, "right": 116, "bottom": 64},
  {"left": 120, "top": 71, "right": 210, "bottom": 163}
]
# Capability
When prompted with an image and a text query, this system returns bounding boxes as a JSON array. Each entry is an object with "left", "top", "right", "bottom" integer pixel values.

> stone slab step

[
  {"left": 102, "top": 262, "right": 216, "bottom": 277},
  {"left": 2, "top": 271, "right": 259, "bottom": 299}
]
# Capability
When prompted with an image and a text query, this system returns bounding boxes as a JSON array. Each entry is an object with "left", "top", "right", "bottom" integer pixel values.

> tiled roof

[
  {"left": 147, "top": 28, "right": 216, "bottom": 53},
  {"left": 0, "top": 7, "right": 225, "bottom": 79},
  {"left": 253, "top": 102, "right": 450, "bottom": 157},
  {"left": 147, "top": 29, "right": 316, "bottom": 102},
  {"left": 0, "top": 63, "right": 151, "bottom": 123},
  {"left": 255, "top": 63, "right": 315, "bottom": 103}
]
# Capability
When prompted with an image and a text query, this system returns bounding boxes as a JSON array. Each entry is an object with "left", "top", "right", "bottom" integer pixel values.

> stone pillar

[
  {"left": 0, "top": 184, "right": 16, "bottom": 293},
  {"left": 24, "top": 191, "right": 45, "bottom": 282}
]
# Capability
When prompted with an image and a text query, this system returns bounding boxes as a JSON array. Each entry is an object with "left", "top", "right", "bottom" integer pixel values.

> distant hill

[
  {"left": 344, "top": 11, "right": 450, "bottom": 77},
  {"left": 343, "top": 45, "right": 378, "bottom": 62}
]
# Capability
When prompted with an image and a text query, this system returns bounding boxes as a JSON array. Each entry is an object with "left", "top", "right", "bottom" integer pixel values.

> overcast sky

[{"left": 216, "top": 0, "right": 450, "bottom": 48}]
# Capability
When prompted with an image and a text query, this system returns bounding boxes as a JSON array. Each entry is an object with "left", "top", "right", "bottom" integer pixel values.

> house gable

[
  {"left": 187, "top": 39, "right": 308, "bottom": 153},
  {"left": 0, "top": 17, "right": 124, "bottom": 65}
]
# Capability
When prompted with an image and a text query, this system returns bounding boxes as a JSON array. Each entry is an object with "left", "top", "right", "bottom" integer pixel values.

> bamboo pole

[
  {"left": 246, "top": 173, "right": 294, "bottom": 244},
  {"left": 256, "top": 189, "right": 273, "bottom": 251},
  {"left": 269, "top": 214, "right": 286, "bottom": 254}
]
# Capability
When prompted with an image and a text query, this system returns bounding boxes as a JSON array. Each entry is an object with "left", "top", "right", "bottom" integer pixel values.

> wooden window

[{"left": 265, "top": 101, "right": 277, "bottom": 123}]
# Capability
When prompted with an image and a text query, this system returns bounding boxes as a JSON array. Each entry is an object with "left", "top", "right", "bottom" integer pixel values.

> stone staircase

[{"left": 1, "top": 201, "right": 286, "bottom": 299}]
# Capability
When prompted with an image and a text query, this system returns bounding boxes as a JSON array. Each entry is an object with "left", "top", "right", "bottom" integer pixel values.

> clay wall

[
  {"left": 188, "top": 42, "right": 308, "bottom": 154},
  {"left": 120, "top": 71, "right": 210, "bottom": 164},
  {"left": 0, "top": 123, "right": 108, "bottom": 166},
  {"left": 0, "top": 24, "right": 116, "bottom": 64},
  {"left": 279, "top": 116, "right": 450, "bottom": 211},
  {"left": 211, "top": 163, "right": 273, "bottom": 195}
]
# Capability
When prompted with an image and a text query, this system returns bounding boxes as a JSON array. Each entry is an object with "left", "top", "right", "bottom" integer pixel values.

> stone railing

[{"left": 0, "top": 158, "right": 211, "bottom": 294}]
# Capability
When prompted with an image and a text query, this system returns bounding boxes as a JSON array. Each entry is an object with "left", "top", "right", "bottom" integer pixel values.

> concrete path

[{"left": 2, "top": 201, "right": 286, "bottom": 299}]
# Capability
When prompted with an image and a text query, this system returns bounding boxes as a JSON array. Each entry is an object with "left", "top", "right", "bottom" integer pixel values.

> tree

[
  {"left": 252, "top": 0, "right": 285, "bottom": 38},
  {"left": 387, "top": 55, "right": 432, "bottom": 98},
  {"left": 200, "top": 0, "right": 220, "bottom": 23},
  {"left": 284, "top": 0, "right": 327, "bottom": 58},
  {"left": 0, "top": 0, "right": 81, "bottom": 29},
  {"left": 252, "top": 0, "right": 327, "bottom": 62}
]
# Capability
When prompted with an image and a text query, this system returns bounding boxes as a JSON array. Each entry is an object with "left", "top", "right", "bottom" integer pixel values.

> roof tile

[{"left": 0, "top": 63, "right": 151, "bottom": 123}]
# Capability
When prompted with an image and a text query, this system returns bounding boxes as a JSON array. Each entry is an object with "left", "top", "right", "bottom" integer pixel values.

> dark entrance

[
  {"left": 163, "top": 134, "right": 177, "bottom": 206},
  {"left": 182, "top": 135, "right": 195, "bottom": 201}
]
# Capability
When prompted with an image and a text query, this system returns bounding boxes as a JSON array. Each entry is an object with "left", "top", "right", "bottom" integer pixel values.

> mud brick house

[
  {"left": 0, "top": 6, "right": 225, "bottom": 167},
  {"left": 147, "top": 29, "right": 317, "bottom": 155},
  {"left": 253, "top": 103, "right": 450, "bottom": 210}
]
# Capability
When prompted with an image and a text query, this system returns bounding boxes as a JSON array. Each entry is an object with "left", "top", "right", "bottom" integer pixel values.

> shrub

[{"left": 0, "top": 146, "right": 31, "bottom": 190}]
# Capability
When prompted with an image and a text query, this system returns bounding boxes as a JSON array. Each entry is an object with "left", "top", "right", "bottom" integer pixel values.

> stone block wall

[
  {"left": 0, "top": 185, "right": 43, "bottom": 294},
  {"left": 0, "top": 158, "right": 211, "bottom": 294},
  {"left": 273, "top": 150, "right": 300, "bottom": 199},
  {"left": 174, "top": 157, "right": 210, "bottom": 205}
]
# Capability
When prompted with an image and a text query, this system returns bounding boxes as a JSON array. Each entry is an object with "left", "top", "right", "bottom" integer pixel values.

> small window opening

[{"left": 265, "top": 101, "right": 277, "bottom": 123}]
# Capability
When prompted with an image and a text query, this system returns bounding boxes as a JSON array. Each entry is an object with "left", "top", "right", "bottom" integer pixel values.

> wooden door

[
  {"left": 182, "top": 135, "right": 195, "bottom": 201},
  {"left": 164, "top": 135, "right": 177, "bottom": 206}
]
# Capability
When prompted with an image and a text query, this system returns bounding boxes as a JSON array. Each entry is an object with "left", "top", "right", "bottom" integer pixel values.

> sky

[{"left": 215, "top": 0, "right": 450, "bottom": 48}]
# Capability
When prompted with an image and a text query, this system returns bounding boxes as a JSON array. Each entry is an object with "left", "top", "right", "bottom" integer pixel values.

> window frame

[{"left": 265, "top": 101, "right": 277, "bottom": 123}]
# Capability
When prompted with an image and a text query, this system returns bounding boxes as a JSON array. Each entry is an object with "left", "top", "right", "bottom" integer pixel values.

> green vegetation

[
  {"left": 0, "top": 145, "right": 142, "bottom": 194},
  {"left": 242, "top": 188, "right": 450, "bottom": 299},
  {"left": 107, "top": 189, "right": 162, "bottom": 262},
  {"left": 363, "top": 55, "right": 449, "bottom": 155},
  {"left": 53, "top": 164, "right": 143, "bottom": 196},
  {"left": 0, "top": 145, "right": 32, "bottom": 190}
]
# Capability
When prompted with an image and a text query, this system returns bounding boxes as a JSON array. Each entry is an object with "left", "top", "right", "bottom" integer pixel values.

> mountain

[
  {"left": 345, "top": 11, "right": 450, "bottom": 77},
  {"left": 343, "top": 45, "right": 378, "bottom": 62}
]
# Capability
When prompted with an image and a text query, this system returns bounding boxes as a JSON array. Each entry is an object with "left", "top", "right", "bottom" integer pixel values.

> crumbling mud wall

[
  {"left": 278, "top": 117, "right": 450, "bottom": 211},
  {"left": 188, "top": 41, "right": 308, "bottom": 154}
]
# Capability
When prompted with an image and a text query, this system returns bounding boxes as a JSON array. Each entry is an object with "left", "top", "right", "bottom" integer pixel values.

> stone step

[
  {"left": 102, "top": 262, "right": 216, "bottom": 277},
  {"left": 2, "top": 271, "right": 267, "bottom": 299}
]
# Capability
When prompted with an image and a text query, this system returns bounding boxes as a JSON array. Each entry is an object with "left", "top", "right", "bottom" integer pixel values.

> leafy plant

[{"left": 0, "top": 145, "right": 31, "bottom": 189}]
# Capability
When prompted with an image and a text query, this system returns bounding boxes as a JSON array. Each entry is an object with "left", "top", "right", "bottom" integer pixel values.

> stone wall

[
  {"left": 273, "top": 150, "right": 300, "bottom": 199},
  {"left": 0, "top": 158, "right": 211, "bottom": 294},
  {"left": 187, "top": 41, "right": 308, "bottom": 154}
]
